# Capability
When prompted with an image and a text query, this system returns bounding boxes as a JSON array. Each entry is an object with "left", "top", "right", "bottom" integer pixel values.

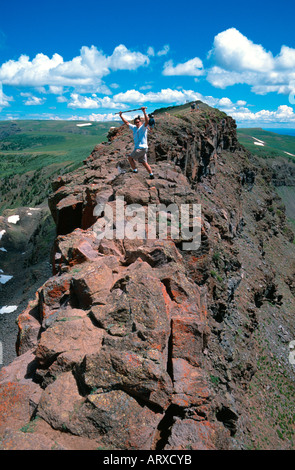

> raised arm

[
  {"left": 119, "top": 111, "right": 130, "bottom": 126},
  {"left": 141, "top": 107, "right": 149, "bottom": 127}
]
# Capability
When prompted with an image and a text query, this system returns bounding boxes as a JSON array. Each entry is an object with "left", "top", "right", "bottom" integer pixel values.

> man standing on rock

[{"left": 119, "top": 107, "right": 154, "bottom": 179}]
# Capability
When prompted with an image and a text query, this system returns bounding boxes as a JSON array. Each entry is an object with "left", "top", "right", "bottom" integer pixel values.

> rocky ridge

[{"left": 0, "top": 102, "right": 295, "bottom": 450}]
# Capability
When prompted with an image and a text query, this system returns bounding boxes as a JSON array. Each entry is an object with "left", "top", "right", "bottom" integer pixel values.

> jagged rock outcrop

[
  {"left": 269, "top": 158, "right": 295, "bottom": 187},
  {"left": 0, "top": 206, "right": 54, "bottom": 365},
  {"left": 1, "top": 102, "right": 295, "bottom": 450}
]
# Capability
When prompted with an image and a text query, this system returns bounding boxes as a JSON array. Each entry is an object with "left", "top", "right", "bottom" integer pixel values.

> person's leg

[
  {"left": 138, "top": 150, "right": 154, "bottom": 177},
  {"left": 141, "top": 160, "right": 153, "bottom": 174},
  {"left": 128, "top": 155, "right": 137, "bottom": 170}
]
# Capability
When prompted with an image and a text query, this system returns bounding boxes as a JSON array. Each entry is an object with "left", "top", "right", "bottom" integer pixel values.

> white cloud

[
  {"left": 0, "top": 82, "right": 13, "bottom": 110},
  {"left": 276, "top": 46, "right": 295, "bottom": 69},
  {"left": 88, "top": 113, "right": 121, "bottom": 122},
  {"left": 20, "top": 93, "right": 46, "bottom": 106},
  {"left": 206, "top": 66, "right": 253, "bottom": 88},
  {"left": 67, "top": 87, "right": 207, "bottom": 111},
  {"left": 67, "top": 113, "right": 121, "bottom": 122},
  {"left": 68, "top": 93, "right": 126, "bottom": 110},
  {"left": 0, "top": 45, "right": 150, "bottom": 93},
  {"left": 146, "top": 88, "right": 202, "bottom": 103},
  {"left": 157, "top": 45, "right": 170, "bottom": 57},
  {"left": 163, "top": 57, "right": 204, "bottom": 76},
  {"left": 57, "top": 95, "right": 67, "bottom": 103},
  {"left": 210, "top": 28, "right": 274, "bottom": 73},
  {"left": 217, "top": 97, "right": 233, "bottom": 108},
  {"left": 108, "top": 44, "right": 149, "bottom": 70},
  {"left": 113, "top": 89, "right": 146, "bottom": 103},
  {"left": 147, "top": 45, "right": 169, "bottom": 57},
  {"left": 68, "top": 93, "right": 99, "bottom": 109},
  {"left": 49, "top": 85, "right": 64, "bottom": 94},
  {"left": 207, "top": 28, "right": 295, "bottom": 95},
  {"left": 147, "top": 47, "right": 155, "bottom": 57},
  {"left": 222, "top": 104, "right": 295, "bottom": 124},
  {"left": 140, "top": 84, "right": 153, "bottom": 90},
  {"left": 113, "top": 87, "right": 244, "bottom": 109}
]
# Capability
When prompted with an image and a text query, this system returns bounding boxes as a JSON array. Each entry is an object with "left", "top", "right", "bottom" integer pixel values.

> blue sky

[{"left": 1, "top": 0, "right": 295, "bottom": 127}]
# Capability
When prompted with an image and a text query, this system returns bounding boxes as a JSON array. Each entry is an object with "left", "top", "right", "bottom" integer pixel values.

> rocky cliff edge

[{"left": 0, "top": 102, "right": 295, "bottom": 450}]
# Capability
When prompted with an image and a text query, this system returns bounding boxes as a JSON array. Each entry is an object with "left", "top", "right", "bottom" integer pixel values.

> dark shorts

[{"left": 130, "top": 148, "right": 148, "bottom": 163}]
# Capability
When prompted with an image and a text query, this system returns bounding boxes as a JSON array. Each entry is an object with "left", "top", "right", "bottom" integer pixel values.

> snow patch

[
  {"left": 0, "top": 247, "right": 7, "bottom": 252},
  {"left": 284, "top": 151, "right": 295, "bottom": 157},
  {"left": 0, "top": 305, "right": 18, "bottom": 315},
  {"left": 7, "top": 215, "right": 20, "bottom": 224},
  {"left": 0, "top": 230, "right": 6, "bottom": 240},
  {"left": 0, "top": 274, "right": 13, "bottom": 284},
  {"left": 76, "top": 123, "right": 92, "bottom": 127},
  {"left": 254, "top": 142, "right": 265, "bottom": 146},
  {"left": 252, "top": 136, "right": 265, "bottom": 144}
]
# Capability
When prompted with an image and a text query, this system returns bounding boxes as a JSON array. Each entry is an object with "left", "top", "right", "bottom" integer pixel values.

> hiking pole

[{"left": 115, "top": 107, "right": 146, "bottom": 115}]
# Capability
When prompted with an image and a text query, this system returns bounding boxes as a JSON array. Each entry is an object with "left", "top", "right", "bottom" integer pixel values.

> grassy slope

[
  {"left": 0, "top": 120, "right": 120, "bottom": 214},
  {"left": 237, "top": 128, "right": 295, "bottom": 161}
]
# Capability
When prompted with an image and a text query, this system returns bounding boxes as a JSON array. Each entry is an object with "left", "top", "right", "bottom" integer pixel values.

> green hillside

[
  {"left": 0, "top": 120, "right": 120, "bottom": 214},
  {"left": 237, "top": 128, "right": 295, "bottom": 161}
]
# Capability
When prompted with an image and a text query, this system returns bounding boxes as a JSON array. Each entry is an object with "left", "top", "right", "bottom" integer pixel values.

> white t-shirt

[{"left": 129, "top": 123, "right": 148, "bottom": 149}]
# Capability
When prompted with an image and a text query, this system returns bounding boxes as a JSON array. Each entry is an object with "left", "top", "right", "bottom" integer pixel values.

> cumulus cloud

[
  {"left": 0, "top": 82, "right": 13, "bottom": 110},
  {"left": 163, "top": 57, "right": 204, "bottom": 76},
  {"left": 112, "top": 87, "right": 244, "bottom": 109},
  {"left": 88, "top": 113, "right": 121, "bottom": 122},
  {"left": 145, "top": 88, "right": 202, "bottom": 103},
  {"left": 147, "top": 47, "right": 155, "bottom": 57},
  {"left": 217, "top": 97, "right": 234, "bottom": 108},
  {"left": 108, "top": 45, "right": 149, "bottom": 70},
  {"left": 68, "top": 93, "right": 100, "bottom": 109},
  {"left": 57, "top": 95, "right": 67, "bottom": 103},
  {"left": 66, "top": 87, "right": 207, "bottom": 110},
  {"left": 67, "top": 113, "right": 121, "bottom": 122},
  {"left": 20, "top": 92, "right": 45, "bottom": 106},
  {"left": 0, "top": 45, "right": 150, "bottom": 93},
  {"left": 207, "top": 28, "right": 295, "bottom": 95},
  {"left": 114, "top": 88, "right": 182, "bottom": 104},
  {"left": 49, "top": 86, "right": 64, "bottom": 94},
  {"left": 219, "top": 104, "right": 295, "bottom": 124},
  {"left": 24, "top": 96, "right": 46, "bottom": 106},
  {"left": 68, "top": 93, "right": 126, "bottom": 110},
  {"left": 113, "top": 89, "right": 146, "bottom": 103},
  {"left": 147, "top": 45, "right": 169, "bottom": 57},
  {"left": 210, "top": 28, "right": 274, "bottom": 73},
  {"left": 157, "top": 45, "right": 170, "bottom": 56}
]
